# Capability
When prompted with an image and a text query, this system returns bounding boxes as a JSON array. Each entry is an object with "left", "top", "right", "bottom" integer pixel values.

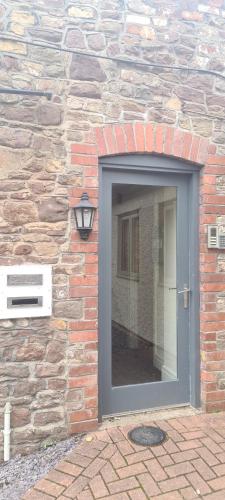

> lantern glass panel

[
  {"left": 83, "top": 208, "right": 91, "bottom": 227},
  {"left": 91, "top": 210, "right": 95, "bottom": 227},
  {"left": 75, "top": 208, "right": 83, "bottom": 228}
]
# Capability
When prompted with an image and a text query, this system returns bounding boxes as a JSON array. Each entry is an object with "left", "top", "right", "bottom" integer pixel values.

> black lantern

[{"left": 74, "top": 192, "right": 96, "bottom": 240}]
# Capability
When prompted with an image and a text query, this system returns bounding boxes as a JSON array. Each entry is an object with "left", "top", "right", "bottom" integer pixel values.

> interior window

[{"left": 118, "top": 212, "right": 139, "bottom": 280}]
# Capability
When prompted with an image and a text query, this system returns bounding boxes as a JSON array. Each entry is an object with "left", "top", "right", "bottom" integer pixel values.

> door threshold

[{"left": 101, "top": 404, "right": 202, "bottom": 429}]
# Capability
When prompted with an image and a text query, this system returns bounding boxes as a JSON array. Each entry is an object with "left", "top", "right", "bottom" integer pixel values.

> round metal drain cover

[{"left": 128, "top": 426, "right": 167, "bottom": 447}]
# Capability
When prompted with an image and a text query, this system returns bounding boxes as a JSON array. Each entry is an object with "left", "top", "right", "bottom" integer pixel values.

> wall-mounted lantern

[{"left": 74, "top": 192, "right": 96, "bottom": 240}]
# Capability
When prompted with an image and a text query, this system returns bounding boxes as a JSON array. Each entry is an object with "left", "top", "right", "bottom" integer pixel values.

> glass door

[{"left": 100, "top": 169, "right": 190, "bottom": 415}]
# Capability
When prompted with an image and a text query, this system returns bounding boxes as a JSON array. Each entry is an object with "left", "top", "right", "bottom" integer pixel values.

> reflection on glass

[{"left": 112, "top": 185, "right": 177, "bottom": 387}]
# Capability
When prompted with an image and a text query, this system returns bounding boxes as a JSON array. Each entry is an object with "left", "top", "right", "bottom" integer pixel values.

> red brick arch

[
  {"left": 94, "top": 123, "right": 214, "bottom": 164},
  {"left": 71, "top": 122, "right": 216, "bottom": 168},
  {"left": 68, "top": 123, "right": 225, "bottom": 434}
]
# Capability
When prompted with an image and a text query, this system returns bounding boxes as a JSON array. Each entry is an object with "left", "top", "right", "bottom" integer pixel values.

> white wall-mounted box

[{"left": 0, "top": 265, "right": 52, "bottom": 319}]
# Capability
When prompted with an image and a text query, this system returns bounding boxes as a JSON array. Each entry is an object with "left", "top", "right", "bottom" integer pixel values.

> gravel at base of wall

[{"left": 0, "top": 434, "right": 82, "bottom": 500}]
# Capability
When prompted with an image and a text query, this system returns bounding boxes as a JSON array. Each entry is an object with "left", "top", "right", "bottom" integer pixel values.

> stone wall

[{"left": 1, "top": 0, "right": 225, "bottom": 458}]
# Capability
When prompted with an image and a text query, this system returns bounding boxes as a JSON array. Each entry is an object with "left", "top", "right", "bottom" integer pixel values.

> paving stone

[
  {"left": 159, "top": 475, "right": 189, "bottom": 493},
  {"left": 77, "top": 490, "right": 94, "bottom": 500},
  {"left": 107, "top": 428, "right": 125, "bottom": 442},
  {"left": 144, "top": 458, "right": 168, "bottom": 481},
  {"left": 200, "top": 438, "right": 223, "bottom": 454},
  {"left": 138, "top": 472, "right": 161, "bottom": 497},
  {"left": 91, "top": 440, "right": 108, "bottom": 451},
  {"left": 94, "top": 430, "right": 112, "bottom": 443},
  {"left": 83, "top": 457, "right": 106, "bottom": 478},
  {"left": 154, "top": 420, "right": 174, "bottom": 432},
  {"left": 168, "top": 419, "right": 187, "bottom": 432},
  {"left": 45, "top": 470, "right": 74, "bottom": 487},
  {"left": 63, "top": 476, "right": 89, "bottom": 498},
  {"left": 100, "top": 444, "right": 117, "bottom": 459},
  {"left": 163, "top": 439, "right": 180, "bottom": 454},
  {"left": 216, "top": 428, "right": 225, "bottom": 439},
  {"left": 207, "top": 430, "right": 225, "bottom": 444},
  {"left": 22, "top": 490, "right": 54, "bottom": 500},
  {"left": 100, "top": 494, "right": 129, "bottom": 500},
  {"left": 76, "top": 445, "right": 100, "bottom": 459},
  {"left": 89, "top": 474, "right": 109, "bottom": 498},
  {"left": 117, "top": 462, "right": 147, "bottom": 479},
  {"left": 117, "top": 439, "right": 134, "bottom": 456},
  {"left": 101, "top": 462, "right": 118, "bottom": 483},
  {"left": 108, "top": 477, "right": 139, "bottom": 494},
  {"left": 209, "top": 475, "right": 225, "bottom": 491},
  {"left": 128, "top": 488, "right": 148, "bottom": 499},
  {"left": 182, "top": 431, "right": 206, "bottom": 440},
  {"left": 216, "top": 452, "right": 225, "bottom": 463},
  {"left": 178, "top": 440, "right": 202, "bottom": 451},
  {"left": 196, "top": 447, "right": 220, "bottom": 466},
  {"left": 34, "top": 478, "right": 65, "bottom": 497},
  {"left": 165, "top": 461, "right": 194, "bottom": 478},
  {"left": 187, "top": 471, "right": 211, "bottom": 495},
  {"left": 177, "top": 417, "right": 200, "bottom": 429},
  {"left": 126, "top": 449, "right": 154, "bottom": 465},
  {"left": 204, "top": 490, "right": 225, "bottom": 499},
  {"left": 171, "top": 450, "right": 198, "bottom": 463},
  {"left": 130, "top": 442, "right": 148, "bottom": 452},
  {"left": 167, "top": 430, "right": 184, "bottom": 442},
  {"left": 110, "top": 450, "right": 127, "bottom": 468},
  {"left": 179, "top": 486, "right": 198, "bottom": 499},
  {"left": 151, "top": 493, "right": 183, "bottom": 500},
  {"left": 158, "top": 455, "right": 174, "bottom": 467},
  {"left": 191, "top": 458, "right": 216, "bottom": 480},
  {"left": 152, "top": 445, "right": 167, "bottom": 457},
  {"left": 55, "top": 460, "right": 83, "bottom": 477},
  {"left": 66, "top": 452, "right": 92, "bottom": 468}
]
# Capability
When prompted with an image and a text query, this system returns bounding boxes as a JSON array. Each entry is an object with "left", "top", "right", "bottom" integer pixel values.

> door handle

[{"left": 178, "top": 284, "right": 190, "bottom": 309}]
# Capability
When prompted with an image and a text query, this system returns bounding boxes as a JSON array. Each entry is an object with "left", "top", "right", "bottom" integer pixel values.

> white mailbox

[{"left": 0, "top": 265, "right": 52, "bottom": 319}]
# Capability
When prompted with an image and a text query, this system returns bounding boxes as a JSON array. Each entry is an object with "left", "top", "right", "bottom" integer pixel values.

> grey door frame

[{"left": 99, "top": 154, "right": 200, "bottom": 419}]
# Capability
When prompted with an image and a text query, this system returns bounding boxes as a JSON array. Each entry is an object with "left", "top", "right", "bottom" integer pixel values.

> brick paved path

[{"left": 22, "top": 412, "right": 225, "bottom": 499}]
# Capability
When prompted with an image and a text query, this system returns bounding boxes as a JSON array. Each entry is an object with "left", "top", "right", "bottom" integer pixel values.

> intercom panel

[{"left": 208, "top": 225, "right": 225, "bottom": 249}]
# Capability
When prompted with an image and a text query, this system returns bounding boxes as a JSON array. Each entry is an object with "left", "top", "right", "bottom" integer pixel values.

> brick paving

[{"left": 22, "top": 412, "right": 225, "bottom": 500}]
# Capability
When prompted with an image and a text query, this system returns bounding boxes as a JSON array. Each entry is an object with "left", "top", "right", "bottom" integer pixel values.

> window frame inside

[{"left": 117, "top": 210, "right": 139, "bottom": 281}]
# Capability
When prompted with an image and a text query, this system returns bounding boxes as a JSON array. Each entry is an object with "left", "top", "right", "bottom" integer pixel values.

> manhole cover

[{"left": 128, "top": 426, "right": 167, "bottom": 447}]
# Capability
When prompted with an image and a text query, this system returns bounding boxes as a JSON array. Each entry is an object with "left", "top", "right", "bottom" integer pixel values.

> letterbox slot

[{"left": 7, "top": 297, "right": 43, "bottom": 308}]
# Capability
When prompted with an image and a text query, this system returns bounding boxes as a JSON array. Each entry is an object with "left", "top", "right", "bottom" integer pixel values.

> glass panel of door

[{"left": 112, "top": 184, "right": 177, "bottom": 387}]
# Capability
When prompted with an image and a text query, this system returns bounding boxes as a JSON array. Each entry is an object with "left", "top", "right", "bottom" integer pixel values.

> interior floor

[{"left": 112, "top": 321, "right": 161, "bottom": 386}]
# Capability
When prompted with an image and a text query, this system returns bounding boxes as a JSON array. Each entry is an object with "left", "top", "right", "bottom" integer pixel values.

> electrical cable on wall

[
  {"left": 1, "top": 35, "right": 225, "bottom": 125},
  {"left": 1, "top": 35, "right": 225, "bottom": 81}
]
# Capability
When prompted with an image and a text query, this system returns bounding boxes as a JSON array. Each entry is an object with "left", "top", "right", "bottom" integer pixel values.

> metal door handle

[{"left": 178, "top": 285, "right": 190, "bottom": 309}]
